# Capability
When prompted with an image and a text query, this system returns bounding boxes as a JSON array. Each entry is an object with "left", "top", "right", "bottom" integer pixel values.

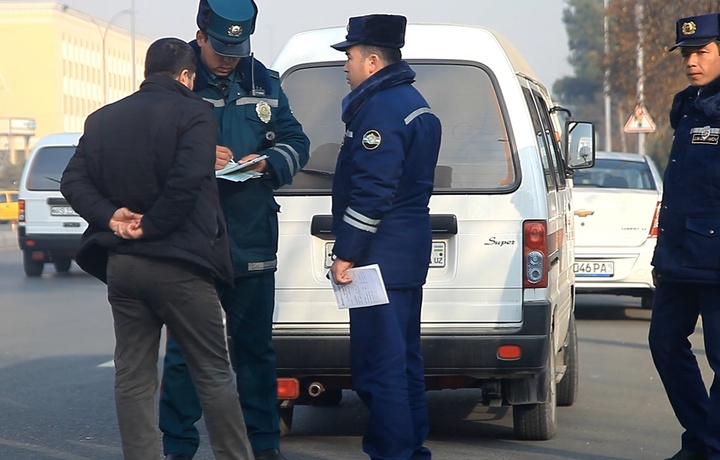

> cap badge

[
  {"left": 256, "top": 101, "right": 272, "bottom": 123},
  {"left": 227, "top": 25, "right": 243, "bottom": 38},
  {"left": 681, "top": 21, "right": 697, "bottom": 36},
  {"left": 362, "top": 130, "right": 382, "bottom": 150}
]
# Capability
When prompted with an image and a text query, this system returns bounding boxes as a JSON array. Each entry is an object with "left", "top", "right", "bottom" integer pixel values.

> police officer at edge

[
  {"left": 159, "top": 1, "right": 310, "bottom": 459},
  {"left": 329, "top": 14, "right": 441, "bottom": 460},
  {"left": 649, "top": 12, "right": 720, "bottom": 460}
]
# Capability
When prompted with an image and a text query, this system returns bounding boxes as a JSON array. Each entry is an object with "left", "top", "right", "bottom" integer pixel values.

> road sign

[{"left": 624, "top": 105, "right": 656, "bottom": 133}]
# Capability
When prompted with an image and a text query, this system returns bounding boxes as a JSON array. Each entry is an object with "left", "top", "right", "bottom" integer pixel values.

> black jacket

[{"left": 60, "top": 75, "right": 233, "bottom": 285}]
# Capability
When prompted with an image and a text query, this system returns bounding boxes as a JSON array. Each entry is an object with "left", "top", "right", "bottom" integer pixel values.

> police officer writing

[
  {"left": 60, "top": 37, "right": 253, "bottom": 460},
  {"left": 158, "top": 1, "right": 309, "bottom": 460},
  {"left": 649, "top": 12, "right": 720, "bottom": 460},
  {"left": 329, "top": 15, "right": 441, "bottom": 460}
]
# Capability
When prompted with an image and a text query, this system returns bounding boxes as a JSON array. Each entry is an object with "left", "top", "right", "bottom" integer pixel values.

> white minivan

[
  {"left": 17, "top": 132, "right": 86, "bottom": 276},
  {"left": 271, "top": 24, "right": 594, "bottom": 440}
]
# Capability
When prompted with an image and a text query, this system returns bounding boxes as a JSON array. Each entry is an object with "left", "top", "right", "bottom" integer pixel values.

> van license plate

[
  {"left": 51, "top": 206, "right": 78, "bottom": 216},
  {"left": 324, "top": 241, "right": 447, "bottom": 269},
  {"left": 574, "top": 261, "right": 614, "bottom": 277},
  {"left": 429, "top": 241, "right": 446, "bottom": 268}
]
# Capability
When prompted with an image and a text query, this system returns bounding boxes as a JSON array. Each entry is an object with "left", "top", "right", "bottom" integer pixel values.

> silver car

[{"left": 572, "top": 151, "right": 663, "bottom": 309}]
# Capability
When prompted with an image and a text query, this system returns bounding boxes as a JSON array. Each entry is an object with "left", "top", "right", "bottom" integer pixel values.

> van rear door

[
  {"left": 275, "top": 61, "right": 527, "bottom": 327},
  {"left": 21, "top": 145, "right": 86, "bottom": 236}
]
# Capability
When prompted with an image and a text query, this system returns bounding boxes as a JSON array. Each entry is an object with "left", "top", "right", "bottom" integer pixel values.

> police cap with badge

[
  {"left": 669, "top": 12, "right": 720, "bottom": 51},
  {"left": 331, "top": 14, "right": 407, "bottom": 51},
  {"left": 331, "top": 14, "right": 408, "bottom": 152},
  {"left": 197, "top": 0, "right": 257, "bottom": 57}
]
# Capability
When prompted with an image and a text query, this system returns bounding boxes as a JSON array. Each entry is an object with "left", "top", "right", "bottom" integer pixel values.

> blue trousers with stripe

[{"left": 350, "top": 287, "right": 432, "bottom": 460}]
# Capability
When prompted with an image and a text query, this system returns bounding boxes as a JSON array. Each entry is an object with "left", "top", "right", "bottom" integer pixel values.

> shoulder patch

[{"left": 362, "top": 130, "right": 382, "bottom": 150}]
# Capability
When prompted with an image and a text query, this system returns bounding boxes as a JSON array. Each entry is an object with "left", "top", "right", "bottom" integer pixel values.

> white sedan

[{"left": 571, "top": 151, "right": 663, "bottom": 309}]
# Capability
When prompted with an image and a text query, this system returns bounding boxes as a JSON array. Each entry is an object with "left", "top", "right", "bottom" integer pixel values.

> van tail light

[
  {"left": 18, "top": 199, "right": 25, "bottom": 223},
  {"left": 277, "top": 378, "right": 300, "bottom": 400},
  {"left": 649, "top": 201, "right": 661, "bottom": 238},
  {"left": 523, "top": 220, "right": 548, "bottom": 288}
]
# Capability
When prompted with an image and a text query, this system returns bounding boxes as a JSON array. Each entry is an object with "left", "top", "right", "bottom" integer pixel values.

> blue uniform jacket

[
  {"left": 190, "top": 41, "right": 310, "bottom": 277},
  {"left": 332, "top": 61, "right": 442, "bottom": 289},
  {"left": 652, "top": 76, "right": 720, "bottom": 283}
]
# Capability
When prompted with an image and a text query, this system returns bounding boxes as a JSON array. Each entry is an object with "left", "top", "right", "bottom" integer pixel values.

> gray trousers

[{"left": 107, "top": 253, "right": 253, "bottom": 460}]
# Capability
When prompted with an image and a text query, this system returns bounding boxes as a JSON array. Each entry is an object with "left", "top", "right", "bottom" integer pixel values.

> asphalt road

[{"left": 0, "top": 223, "right": 709, "bottom": 459}]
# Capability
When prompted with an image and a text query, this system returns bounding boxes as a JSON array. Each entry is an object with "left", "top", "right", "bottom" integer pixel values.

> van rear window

[
  {"left": 25, "top": 146, "right": 76, "bottom": 191},
  {"left": 278, "top": 63, "right": 514, "bottom": 194}
]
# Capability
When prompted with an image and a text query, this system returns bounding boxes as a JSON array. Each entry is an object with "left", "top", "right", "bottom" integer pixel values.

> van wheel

[
  {"left": 53, "top": 257, "right": 72, "bottom": 273},
  {"left": 278, "top": 403, "right": 294, "bottom": 437},
  {"left": 23, "top": 251, "right": 44, "bottom": 277},
  {"left": 557, "top": 314, "right": 578, "bottom": 407},
  {"left": 512, "top": 343, "right": 557, "bottom": 440}
]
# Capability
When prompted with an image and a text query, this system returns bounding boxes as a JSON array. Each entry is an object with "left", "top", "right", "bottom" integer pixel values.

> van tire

[
  {"left": 23, "top": 251, "right": 44, "bottom": 277},
  {"left": 53, "top": 257, "right": 72, "bottom": 273},
  {"left": 512, "top": 343, "right": 557, "bottom": 440},
  {"left": 557, "top": 314, "right": 578, "bottom": 407}
]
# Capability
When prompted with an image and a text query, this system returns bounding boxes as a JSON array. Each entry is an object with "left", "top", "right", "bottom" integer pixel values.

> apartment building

[{"left": 0, "top": 1, "right": 151, "bottom": 164}]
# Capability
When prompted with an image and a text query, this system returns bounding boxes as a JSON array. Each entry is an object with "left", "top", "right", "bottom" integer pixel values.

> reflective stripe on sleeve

[
  {"left": 404, "top": 107, "right": 433, "bottom": 125},
  {"left": 272, "top": 143, "right": 301, "bottom": 175},
  {"left": 343, "top": 207, "right": 380, "bottom": 233}
]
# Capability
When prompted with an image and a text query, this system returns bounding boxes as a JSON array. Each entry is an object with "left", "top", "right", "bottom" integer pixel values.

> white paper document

[
  {"left": 329, "top": 264, "right": 389, "bottom": 309},
  {"left": 215, "top": 155, "right": 268, "bottom": 182}
]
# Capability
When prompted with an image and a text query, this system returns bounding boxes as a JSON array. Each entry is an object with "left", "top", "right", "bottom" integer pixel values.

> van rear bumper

[
  {"left": 18, "top": 228, "right": 82, "bottom": 254},
  {"left": 273, "top": 301, "right": 551, "bottom": 379}
]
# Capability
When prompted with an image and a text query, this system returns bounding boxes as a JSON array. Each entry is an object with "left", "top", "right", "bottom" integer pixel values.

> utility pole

[
  {"left": 603, "top": 0, "right": 612, "bottom": 152},
  {"left": 636, "top": 1, "right": 645, "bottom": 155},
  {"left": 130, "top": 0, "right": 136, "bottom": 91}
]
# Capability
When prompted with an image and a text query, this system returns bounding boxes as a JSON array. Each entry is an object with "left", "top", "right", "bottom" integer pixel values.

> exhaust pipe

[{"left": 308, "top": 382, "right": 325, "bottom": 397}]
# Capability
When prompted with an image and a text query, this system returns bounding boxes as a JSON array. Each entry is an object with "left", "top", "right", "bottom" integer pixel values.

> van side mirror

[{"left": 564, "top": 121, "right": 595, "bottom": 170}]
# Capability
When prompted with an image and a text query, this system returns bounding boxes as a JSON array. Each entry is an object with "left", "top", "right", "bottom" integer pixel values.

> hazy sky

[{"left": 56, "top": 0, "right": 572, "bottom": 87}]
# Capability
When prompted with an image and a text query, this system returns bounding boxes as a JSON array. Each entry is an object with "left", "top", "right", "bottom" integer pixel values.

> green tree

[{"left": 553, "top": 0, "right": 606, "bottom": 139}]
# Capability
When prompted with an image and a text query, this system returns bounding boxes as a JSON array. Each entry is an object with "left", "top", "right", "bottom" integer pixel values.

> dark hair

[
  {"left": 144, "top": 37, "right": 197, "bottom": 79},
  {"left": 360, "top": 45, "right": 402, "bottom": 64}
]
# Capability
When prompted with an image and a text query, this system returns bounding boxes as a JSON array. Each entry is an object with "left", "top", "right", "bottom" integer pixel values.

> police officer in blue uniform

[
  {"left": 159, "top": 1, "right": 309, "bottom": 459},
  {"left": 649, "top": 12, "right": 720, "bottom": 460},
  {"left": 329, "top": 15, "right": 441, "bottom": 460}
]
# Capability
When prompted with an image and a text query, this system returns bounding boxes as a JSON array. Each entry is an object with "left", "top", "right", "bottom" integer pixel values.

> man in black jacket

[{"left": 60, "top": 38, "right": 253, "bottom": 460}]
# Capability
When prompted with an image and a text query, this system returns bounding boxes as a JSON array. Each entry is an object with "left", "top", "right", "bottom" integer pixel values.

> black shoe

[
  {"left": 165, "top": 455, "right": 193, "bottom": 460},
  {"left": 253, "top": 448, "right": 288, "bottom": 460},
  {"left": 664, "top": 449, "right": 708, "bottom": 460}
]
